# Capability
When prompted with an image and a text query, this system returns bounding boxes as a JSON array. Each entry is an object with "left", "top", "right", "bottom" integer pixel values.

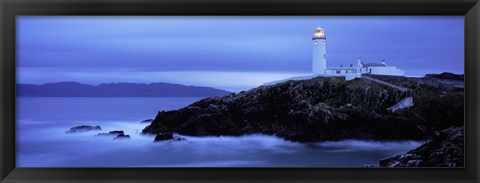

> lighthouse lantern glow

[{"left": 312, "top": 27, "right": 326, "bottom": 40}]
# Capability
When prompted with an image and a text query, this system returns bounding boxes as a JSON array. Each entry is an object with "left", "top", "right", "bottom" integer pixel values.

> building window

[
  {"left": 314, "top": 41, "right": 318, "bottom": 46},
  {"left": 323, "top": 54, "right": 326, "bottom": 59},
  {"left": 336, "top": 70, "right": 341, "bottom": 74},
  {"left": 346, "top": 70, "right": 348, "bottom": 74}
]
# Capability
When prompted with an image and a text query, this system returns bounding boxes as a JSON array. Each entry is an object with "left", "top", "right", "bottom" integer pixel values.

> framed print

[{"left": 1, "top": 0, "right": 479, "bottom": 182}]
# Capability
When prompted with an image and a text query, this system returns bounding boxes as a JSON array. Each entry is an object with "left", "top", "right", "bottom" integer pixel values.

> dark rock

[
  {"left": 154, "top": 132, "right": 174, "bottom": 141},
  {"left": 66, "top": 125, "right": 101, "bottom": 133},
  {"left": 96, "top": 130, "right": 130, "bottom": 139},
  {"left": 379, "top": 154, "right": 422, "bottom": 167},
  {"left": 424, "top": 72, "right": 464, "bottom": 81},
  {"left": 379, "top": 126, "right": 464, "bottom": 167},
  {"left": 109, "top": 130, "right": 125, "bottom": 135},
  {"left": 114, "top": 134, "right": 130, "bottom": 139},
  {"left": 154, "top": 135, "right": 186, "bottom": 142},
  {"left": 143, "top": 76, "right": 463, "bottom": 142},
  {"left": 141, "top": 119, "right": 154, "bottom": 123},
  {"left": 171, "top": 136, "right": 187, "bottom": 141},
  {"left": 96, "top": 130, "right": 125, "bottom": 136}
]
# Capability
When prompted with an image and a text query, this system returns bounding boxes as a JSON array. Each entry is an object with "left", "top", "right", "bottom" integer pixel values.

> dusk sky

[{"left": 17, "top": 16, "right": 464, "bottom": 92}]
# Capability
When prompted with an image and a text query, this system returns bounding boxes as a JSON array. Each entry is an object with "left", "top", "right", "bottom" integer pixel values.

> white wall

[
  {"left": 325, "top": 66, "right": 404, "bottom": 76},
  {"left": 312, "top": 38, "right": 327, "bottom": 75},
  {"left": 367, "top": 67, "right": 405, "bottom": 76}
]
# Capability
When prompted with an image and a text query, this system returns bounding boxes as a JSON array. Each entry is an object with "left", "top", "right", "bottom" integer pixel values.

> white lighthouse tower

[{"left": 312, "top": 27, "right": 327, "bottom": 75}]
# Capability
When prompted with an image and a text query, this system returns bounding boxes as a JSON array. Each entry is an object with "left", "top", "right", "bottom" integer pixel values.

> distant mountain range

[{"left": 17, "top": 82, "right": 232, "bottom": 97}]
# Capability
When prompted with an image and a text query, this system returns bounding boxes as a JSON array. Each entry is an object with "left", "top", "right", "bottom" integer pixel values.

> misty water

[{"left": 17, "top": 97, "right": 424, "bottom": 167}]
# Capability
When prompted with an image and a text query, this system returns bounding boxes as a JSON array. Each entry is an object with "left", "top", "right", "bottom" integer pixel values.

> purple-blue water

[{"left": 16, "top": 97, "right": 423, "bottom": 167}]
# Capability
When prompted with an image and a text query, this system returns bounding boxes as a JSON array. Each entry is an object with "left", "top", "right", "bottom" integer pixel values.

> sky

[{"left": 17, "top": 16, "right": 464, "bottom": 92}]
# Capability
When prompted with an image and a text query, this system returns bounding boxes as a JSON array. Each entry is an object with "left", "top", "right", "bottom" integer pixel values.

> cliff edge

[{"left": 143, "top": 75, "right": 463, "bottom": 143}]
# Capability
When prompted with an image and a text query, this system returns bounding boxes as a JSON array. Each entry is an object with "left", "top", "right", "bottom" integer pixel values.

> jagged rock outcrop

[
  {"left": 379, "top": 126, "right": 464, "bottom": 167},
  {"left": 141, "top": 119, "right": 154, "bottom": 123},
  {"left": 154, "top": 132, "right": 174, "bottom": 141},
  {"left": 96, "top": 130, "right": 125, "bottom": 136},
  {"left": 96, "top": 130, "right": 131, "bottom": 139},
  {"left": 153, "top": 132, "right": 186, "bottom": 142},
  {"left": 114, "top": 134, "right": 130, "bottom": 139},
  {"left": 143, "top": 76, "right": 463, "bottom": 142},
  {"left": 66, "top": 125, "right": 102, "bottom": 133}
]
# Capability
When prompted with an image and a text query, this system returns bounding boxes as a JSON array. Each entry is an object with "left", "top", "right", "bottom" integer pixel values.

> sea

[{"left": 16, "top": 97, "right": 424, "bottom": 167}]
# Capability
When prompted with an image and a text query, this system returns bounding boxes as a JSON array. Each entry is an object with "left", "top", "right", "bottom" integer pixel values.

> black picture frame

[{"left": 1, "top": 0, "right": 479, "bottom": 182}]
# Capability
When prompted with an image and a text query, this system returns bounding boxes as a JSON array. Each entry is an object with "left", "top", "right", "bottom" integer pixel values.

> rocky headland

[{"left": 143, "top": 74, "right": 464, "bottom": 144}]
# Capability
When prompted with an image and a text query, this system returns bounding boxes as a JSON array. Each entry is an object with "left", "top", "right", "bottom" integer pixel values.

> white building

[
  {"left": 312, "top": 27, "right": 404, "bottom": 80},
  {"left": 264, "top": 27, "right": 405, "bottom": 85}
]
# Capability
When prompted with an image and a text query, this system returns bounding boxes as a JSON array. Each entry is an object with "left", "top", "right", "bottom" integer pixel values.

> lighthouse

[
  {"left": 264, "top": 26, "right": 405, "bottom": 86},
  {"left": 312, "top": 27, "right": 326, "bottom": 75}
]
